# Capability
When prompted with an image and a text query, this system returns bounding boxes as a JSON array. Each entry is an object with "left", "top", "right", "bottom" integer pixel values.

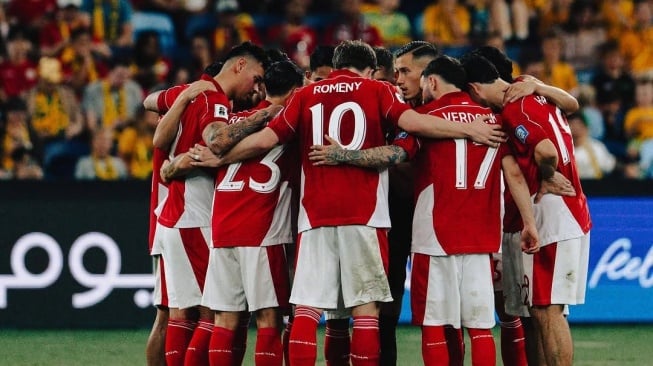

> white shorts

[
  {"left": 290, "top": 226, "right": 392, "bottom": 310},
  {"left": 202, "top": 245, "right": 290, "bottom": 312},
  {"left": 503, "top": 232, "right": 590, "bottom": 316},
  {"left": 157, "top": 224, "right": 211, "bottom": 309},
  {"left": 411, "top": 253, "right": 495, "bottom": 329},
  {"left": 152, "top": 255, "right": 170, "bottom": 308}
]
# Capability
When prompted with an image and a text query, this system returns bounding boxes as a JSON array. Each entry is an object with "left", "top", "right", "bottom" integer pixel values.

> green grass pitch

[{"left": 0, "top": 324, "right": 651, "bottom": 365}]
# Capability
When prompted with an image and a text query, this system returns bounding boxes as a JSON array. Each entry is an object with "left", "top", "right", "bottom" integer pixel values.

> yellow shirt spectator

[
  {"left": 422, "top": 0, "right": 470, "bottom": 46},
  {"left": 624, "top": 106, "right": 653, "bottom": 141},
  {"left": 600, "top": 0, "right": 634, "bottom": 40}
]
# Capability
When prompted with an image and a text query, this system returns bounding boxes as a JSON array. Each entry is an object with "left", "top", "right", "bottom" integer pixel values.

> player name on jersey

[
  {"left": 441, "top": 111, "right": 496, "bottom": 124},
  {"left": 313, "top": 81, "right": 363, "bottom": 94}
]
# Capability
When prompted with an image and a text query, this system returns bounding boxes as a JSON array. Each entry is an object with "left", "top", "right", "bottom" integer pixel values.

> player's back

[
  {"left": 269, "top": 69, "right": 409, "bottom": 231},
  {"left": 412, "top": 92, "right": 503, "bottom": 255},
  {"left": 212, "top": 101, "right": 295, "bottom": 247},
  {"left": 502, "top": 95, "right": 591, "bottom": 243}
]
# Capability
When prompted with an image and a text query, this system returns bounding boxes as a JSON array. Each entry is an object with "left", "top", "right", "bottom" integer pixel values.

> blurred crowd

[{"left": 0, "top": 0, "right": 652, "bottom": 181}]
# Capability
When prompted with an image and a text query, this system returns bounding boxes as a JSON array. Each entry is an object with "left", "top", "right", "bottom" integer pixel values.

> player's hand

[
  {"left": 189, "top": 143, "right": 223, "bottom": 168},
  {"left": 309, "top": 135, "right": 345, "bottom": 166},
  {"left": 469, "top": 116, "right": 507, "bottom": 147},
  {"left": 503, "top": 80, "right": 537, "bottom": 105},
  {"left": 520, "top": 223, "right": 540, "bottom": 254},
  {"left": 182, "top": 80, "right": 216, "bottom": 100},
  {"left": 160, "top": 159, "right": 170, "bottom": 183},
  {"left": 535, "top": 171, "right": 576, "bottom": 203}
]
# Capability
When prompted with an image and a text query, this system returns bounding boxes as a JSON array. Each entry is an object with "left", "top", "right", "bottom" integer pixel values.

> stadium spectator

[
  {"left": 60, "top": 27, "right": 110, "bottom": 99},
  {"left": 569, "top": 112, "right": 617, "bottom": 179},
  {"left": 74, "top": 127, "right": 128, "bottom": 180},
  {"left": 619, "top": 0, "right": 653, "bottom": 75},
  {"left": 80, "top": 0, "right": 134, "bottom": 55},
  {"left": 81, "top": 56, "right": 144, "bottom": 134},
  {"left": 489, "top": 0, "right": 529, "bottom": 42},
  {"left": 322, "top": 0, "right": 383, "bottom": 47},
  {"left": 600, "top": 0, "right": 635, "bottom": 41},
  {"left": 116, "top": 106, "right": 158, "bottom": 179},
  {"left": 362, "top": 0, "right": 412, "bottom": 50},
  {"left": 421, "top": 0, "right": 471, "bottom": 47},
  {"left": 484, "top": 31, "right": 521, "bottom": 78},
  {"left": 559, "top": 0, "right": 606, "bottom": 76},
  {"left": 0, "top": 27, "right": 38, "bottom": 103},
  {"left": 131, "top": 30, "right": 172, "bottom": 94},
  {"left": 539, "top": 30, "right": 579, "bottom": 95},
  {"left": 5, "top": 0, "right": 57, "bottom": 41},
  {"left": 211, "top": 0, "right": 262, "bottom": 61},
  {"left": 591, "top": 40, "right": 636, "bottom": 158},
  {"left": 464, "top": 53, "right": 591, "bottom": 366},
  {"left": 26, "top": 56, "right": 86, "bottom": 180},
  {"left": 577, "top": 84, "right": 606, "bottom": 140},
  {"left": 623, "top": 75, "right": 653, "bottom": 173},
  {"left": 1, "top": 97, "right": 37, "bottom": 176},
  {"left": 536, "top": 0, "right": 572, "bottom": 37},
  {"left": 39, "top": 0, "right": 89, "bottom": 58},
  {"left": 10, "top": 145, "right": 44, "bottom": 179},
  {"left": 267, "top": 0, "right": 318, "bottom": 70}
]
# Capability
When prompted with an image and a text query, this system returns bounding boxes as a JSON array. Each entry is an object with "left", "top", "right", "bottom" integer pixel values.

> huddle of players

[{"left": 145, "top": 38, "right": 590, "bottom": 366}]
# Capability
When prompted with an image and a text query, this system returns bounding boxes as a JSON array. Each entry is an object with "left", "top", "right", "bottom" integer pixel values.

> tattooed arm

[
  {"left": 308, "top": 135, "right": 408, "bottom": 168},
  {"left": 202, "top": 104, "right": 283, "bottom": 155},
  {"left": 160, "top": 153, "right": 195, "bottom": 182}
]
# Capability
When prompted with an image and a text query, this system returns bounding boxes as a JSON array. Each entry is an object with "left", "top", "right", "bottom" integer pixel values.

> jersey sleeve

[
  {"left": 202, "top": 92, "right": 231, "bottom": 128},
  {"left": 503, "top": 98, "right": 550, "bottom": 149},
  {"left": 380, "top": 83, "right": 411, "bottom": 126},
  {"left": 391, "top": 129, "right": 420, "bottom": 160},
  {"left": 268, "top": 91, "right": 301, "bottom": 144},
  {"left": 156, "top": 84, "right": 187, "bottom": 113}
]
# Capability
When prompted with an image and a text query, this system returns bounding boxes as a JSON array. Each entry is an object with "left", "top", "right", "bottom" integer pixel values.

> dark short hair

[
  {"left": 394, "top": 41, "right": 439, "bottom": 60},
  {"left": 373, "top": 47, "right": 394, "bottom": 74},
  {"left": 309, "top": 45, "right": 335, "bottom": 71},
  {"left": 468, "top": 46, "right": 514, "bottom": 83},
  {"left": 264, "top": 60, "right": 304, "bottom": 96},
  {"left": 204, "top": 61, "right": 224, "bottom": 77},
  {"left": 223, "top": 41, "right": 270, "bottom": 69},
  {"left": 266, "top": 48, "right": 291, "bottom": 64},
  {"left": 422, "top": 55, "right": 467, "bottom": 90},
  {"left": 333, "top": 40, "right": 377, "bottom": 71},
  {"left": 4, "top": 97, "right": 28, "bottom": 112},
  {"left": 461, "top": 54, "right": 500, "bottom": 84}
]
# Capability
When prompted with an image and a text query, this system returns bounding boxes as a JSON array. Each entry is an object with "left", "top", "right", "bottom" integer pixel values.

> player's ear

[{"left": 235, "top": 57, "right": 247, "bottom": 73}]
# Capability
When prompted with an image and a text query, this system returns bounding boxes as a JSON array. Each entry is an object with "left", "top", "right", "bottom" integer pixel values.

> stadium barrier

[{"left": 0, "top": 180, "right": 651, "bottom": 328}]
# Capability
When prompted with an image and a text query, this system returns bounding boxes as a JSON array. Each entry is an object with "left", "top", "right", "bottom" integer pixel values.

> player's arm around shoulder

[{"left": 308, "top": 135, "right": 409, "bottom": 168}]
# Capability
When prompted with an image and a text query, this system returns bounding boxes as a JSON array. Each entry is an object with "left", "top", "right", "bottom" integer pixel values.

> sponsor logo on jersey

[
  {"left": 214, "top": 104, "right": 228, "bottom": 119},
  {"left": 515, "top": 125, "right": 529, "bottom": 143}
]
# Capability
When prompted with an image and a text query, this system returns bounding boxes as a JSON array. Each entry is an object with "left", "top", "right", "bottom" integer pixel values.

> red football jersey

[
  {"left": 501, "top": 95, "right": 592, "bottom": 245},
  {"left": 211, "top": 101, "right": 296, "bottom": 247},
  {"left": 157, "top": 75, "right": 230, "bottom": 228},
  {"left": 148, "top": 147, "right": 168, "bottom": 254},
  {"left": 409, "top": 92, "right": 504, "bottom": 255},
  {"left": 267, "top": 69, "right": 411, "bottom": 232}
]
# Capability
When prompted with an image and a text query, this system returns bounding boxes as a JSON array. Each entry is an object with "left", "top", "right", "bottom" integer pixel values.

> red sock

[
  {"left": 500, "top": 319, "right": 527, "bottom": 366},
  {"left": 255, "top": 327, "right": 283, "bottom": 366},
  {"left": 445, "top": 326, "right": 464, "bottom": 366},
  {"left": 350, "top": 316, "right": 379, "bottom": 366},
  {"left": 184, "top": 320, "right": 213, "bottom": 366},
  {"left": 468, "top": 328, "right": 496, "bottom": 366},
  {"left": 422, "top": 325, "right": 449, "bottom": 366},
  {"left": 233, "top": 312, "right": 251, "bottom": 366},
  {"left": 288, "top": 306, "right": 321, "bottom": 366},
  {"left": 208, "top": 326, "right": 235, "bottom": 366},
  {"left": 282, "top": 319, "right": 292, "bottom": 366},
  {"left": 166, "top": 319, "right": 196, "bottom": 366},
  {"left": 325, "top": 319, "right": 350, "bottom": 366}
]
